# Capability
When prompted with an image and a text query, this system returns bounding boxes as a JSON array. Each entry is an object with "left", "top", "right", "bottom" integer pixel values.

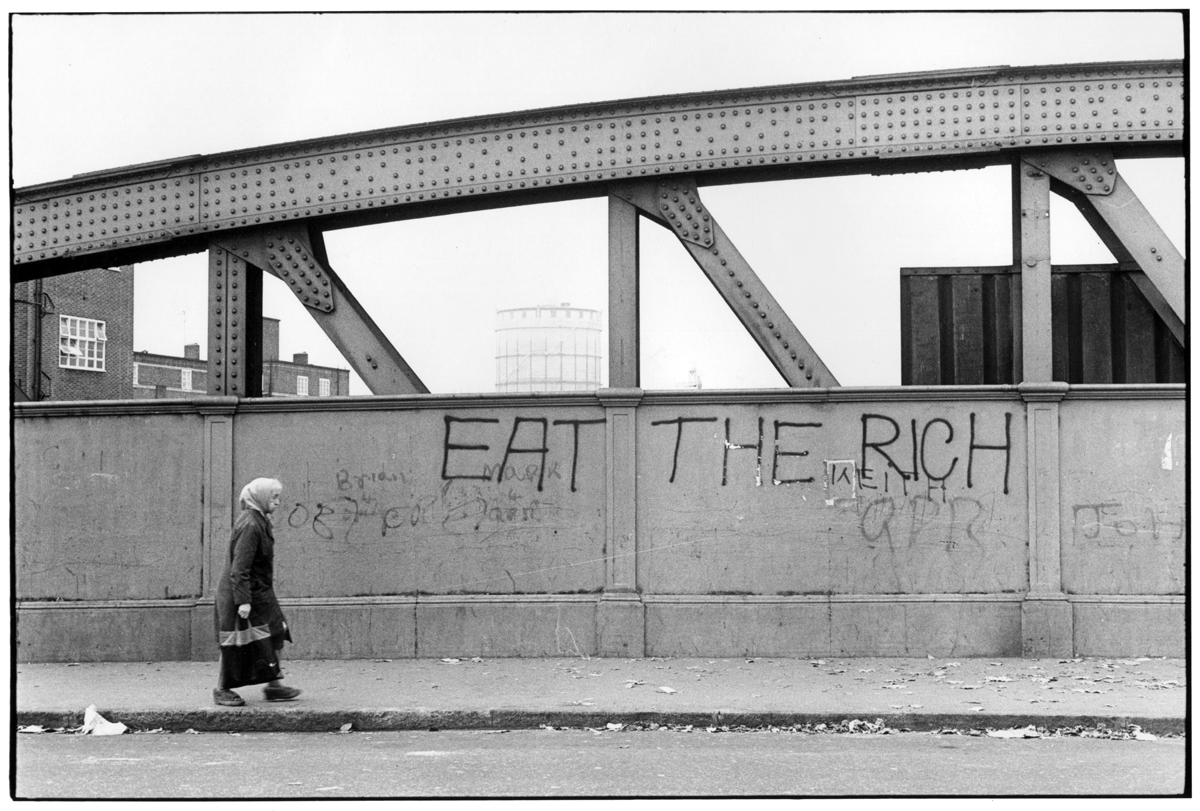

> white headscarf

[{"left": 240, "top": 478, "right": 283, "bottom": 515}]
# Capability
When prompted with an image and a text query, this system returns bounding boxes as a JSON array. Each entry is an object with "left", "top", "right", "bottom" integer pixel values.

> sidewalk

[{"left": 16, "top": 656, "right": 1187, "bottom": 735}]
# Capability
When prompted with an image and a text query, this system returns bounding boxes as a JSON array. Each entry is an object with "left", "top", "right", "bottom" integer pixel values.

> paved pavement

[{"left": 15, "top": 655, "right": 1187, "bottom": 734}]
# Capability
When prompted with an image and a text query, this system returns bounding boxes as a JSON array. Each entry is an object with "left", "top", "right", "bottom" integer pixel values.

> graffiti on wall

[
  {"left": 1071, "top": 493, "right": 1184, "bottom": 547},
  {"left": 645, "top": 410, "right": 1016, "bottom": 556},
  {"left": 648, "top": 411, "right": 1013, "bottom": 495},
  {"left": 273, "top": 409, "right": 1016, "bottom": 553},
  {"left": 277, "top": 415, "right": 607, "bottom": 544},
  {"left": 442, "top": 416, "right": 607, "bottom": 492},
  {"left": 287, "top": 479, "right": 558, "bottom": 542}
]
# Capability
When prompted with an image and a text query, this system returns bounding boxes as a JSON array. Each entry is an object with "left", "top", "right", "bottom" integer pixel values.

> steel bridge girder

[{"left": 13, "top": 61, "right": 1183, "bottom": 277}]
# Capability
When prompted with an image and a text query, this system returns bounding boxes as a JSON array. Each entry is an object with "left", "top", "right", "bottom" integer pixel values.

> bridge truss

[{"left": 13, "top": 60, "right": 1184, "bottom": 393}]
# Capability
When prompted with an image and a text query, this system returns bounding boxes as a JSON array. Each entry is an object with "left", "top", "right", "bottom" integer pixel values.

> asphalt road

[{"left": 15, "top": 729, "right": 1186, "bottom": 798}]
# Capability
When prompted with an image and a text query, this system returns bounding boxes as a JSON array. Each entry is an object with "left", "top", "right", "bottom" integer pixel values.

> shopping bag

[{"left": 218, "top": 616, "right": 282, "bottom": 688}]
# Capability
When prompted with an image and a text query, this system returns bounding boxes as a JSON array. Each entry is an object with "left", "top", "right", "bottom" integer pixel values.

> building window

[
  {"left": 319, "top": 378, "right": 331, "bottom": 397},
  {"left": 297, "top": 376, "right": 309, "bottom": 396},
  {"left": 59, "top": 316, "right": 106, "bottom": 371},
  {"left": 181, "top": 369, "right": 193, "bottom": 391}
]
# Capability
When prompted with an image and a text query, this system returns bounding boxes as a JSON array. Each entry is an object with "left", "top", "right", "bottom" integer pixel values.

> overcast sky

[{"left": 10, "top": 11, "right": 1185, "bottom": 393}]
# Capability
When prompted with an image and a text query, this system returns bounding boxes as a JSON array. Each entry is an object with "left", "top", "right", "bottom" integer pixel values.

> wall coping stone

[{"left": 15, "top": 385, "right": 1184, "bottom": 419}]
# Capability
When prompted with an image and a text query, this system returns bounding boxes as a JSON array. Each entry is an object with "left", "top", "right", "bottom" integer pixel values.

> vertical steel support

[
  {"left": 596, "top": 387, "right": 644, "bottom": 656},
  {"left": 608, "top": 196, "right": 641, "bottom": 388},
  {"left": 207, "top": 244, "right": 263, "bottom": 397},
  {"left": 1019, "top": 383, "right": 1072, "bottom": 657},
  {"left": 1026, "top": 149, "right": 1184, "bottom": 346},
  {"left": 1014, "top": 161, "right": 1053, "bottom": 382}
]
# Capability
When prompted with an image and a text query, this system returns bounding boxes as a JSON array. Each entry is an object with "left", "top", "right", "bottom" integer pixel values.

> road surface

[{"left": 16, "top": 728, "right": 1186, "bottom": 798}]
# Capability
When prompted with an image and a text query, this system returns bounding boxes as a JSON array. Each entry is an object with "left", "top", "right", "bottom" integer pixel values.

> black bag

[{"left": 218, "top": 617, "right": 282, "bottom": 689}]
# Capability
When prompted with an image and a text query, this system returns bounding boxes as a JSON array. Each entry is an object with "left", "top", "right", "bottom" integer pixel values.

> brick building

[
  {"left": 259, "top": 318, "right": 351, "bottom": 397},
  {"left": 132, "top": 343, "right": 208, "bottom": 399},
  {"left": 12, "top": 266, "right": 135, "bottom": 402},
  {"left": 132, "top": 318, "right": 350, "bottom": 399},
  {"left": 13, "top": 268, "right": 350, "bottom": 400}
]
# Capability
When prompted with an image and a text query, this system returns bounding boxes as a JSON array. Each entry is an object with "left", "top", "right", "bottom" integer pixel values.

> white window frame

[
  {"left": 59, "top": 315, "right": 106, "bottom": 371},
  {"left": 181, "top": 369, "right": 193, "bottom": 391},
  {"left": 319, "top": 378, "right": 331, "bottom": 397},
  {"left": 297, "top": 376, "right": 309, "bottom": 396}
]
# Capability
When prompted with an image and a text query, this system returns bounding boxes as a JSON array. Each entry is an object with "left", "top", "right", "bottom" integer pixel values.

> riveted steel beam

[
  {"left": 614, "top": 177, "right": 837, "bottom": 388},
  {"left": 1027, "top": 149, "right": 1184, "bottom": 344},
  {"left": 213, "top": 225, "right": 428, "bottom": 395},
  {"left": 207, "top": 246, "right": 263, "bottom": 397},
  {"left": 14, "top": 61, "right": 1182, "bottom": 278}
]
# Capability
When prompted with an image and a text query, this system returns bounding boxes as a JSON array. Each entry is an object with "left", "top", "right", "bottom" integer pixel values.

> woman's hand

[{"left": 238, "top": 603, "right": 251, "bottom": 619}]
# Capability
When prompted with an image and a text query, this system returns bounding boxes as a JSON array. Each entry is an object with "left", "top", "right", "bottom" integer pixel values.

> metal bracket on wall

[
  {"left": 1025, "top": 149, "right": 1184, "bottom": 345},
  {"left": 612, "top": 177, "right": 838, "bottom": 388},
  {"left": 213, "top": 225, "right": 428, "bottom": 394}
]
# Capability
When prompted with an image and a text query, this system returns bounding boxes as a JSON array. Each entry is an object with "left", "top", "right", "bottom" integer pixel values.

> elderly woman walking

[{"left": 213, "top": 477, "right": 301, "bottom": 706}]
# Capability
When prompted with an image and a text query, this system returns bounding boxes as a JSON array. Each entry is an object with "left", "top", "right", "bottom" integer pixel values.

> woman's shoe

[
  {"left": 213, "top": 688, "right": 245, "bottom": 707},
  {"left": 263, "top": 685, "right": 302, "bottom": 701}
]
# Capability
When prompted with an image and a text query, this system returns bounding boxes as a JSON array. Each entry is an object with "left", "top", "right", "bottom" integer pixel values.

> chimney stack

[
  {"left": 293, "top": 352, "right": 309, "bottom": 366},
  {"left": 262, "top": 317, "right": 280, "bottom": 362},
  {"left": 184, "top": 343, "right": 200, "bottom": 360}
]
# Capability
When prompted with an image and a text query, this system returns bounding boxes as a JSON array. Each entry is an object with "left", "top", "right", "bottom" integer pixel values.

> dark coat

[{"left": 214, "top": 509, "right": 291, "bottom": 647}]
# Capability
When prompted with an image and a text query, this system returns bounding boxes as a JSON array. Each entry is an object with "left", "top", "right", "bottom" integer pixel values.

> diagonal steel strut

[
  {"left": 213, "top": 225, "right": 428, "bottom": 394},
  {"left": 1026, "top": 149, "right": 1185, "bottom": 346},
  {"left": 612, "top": 178, "right": 838, "bottom": 388}
]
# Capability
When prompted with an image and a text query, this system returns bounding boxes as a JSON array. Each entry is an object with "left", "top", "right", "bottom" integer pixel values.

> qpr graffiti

[{"left": 853, "top": 492, "right": 998, "bottom": 551}]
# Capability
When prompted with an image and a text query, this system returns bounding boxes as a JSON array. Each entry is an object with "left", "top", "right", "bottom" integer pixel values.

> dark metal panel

[
  {"left": 1079, "top": 273, "right": 1113, "bottom": 383},
  {"left": 1050, "top": 271, "right": 1071, "bottom": 383},
  {"left": 1155, "top": 319, "right": 1187, "bottom": 383},
  {"left": 950, "top": 275, "right": 985, "bottom": 384},
  {"left": 1066, "top": 274, "right": 1084, "bottom": 383},
  {"left": 14, "top": 61, "right": 1183, "bottom": 275},
  {"left": 983, "top": 273, "right": 1014, "bottom": 385},
  {"left": 899, "top": 270, "right": 913, "bottom": 385},
  {"left": 900, "top": 274, "right": 942, "bottom": 385},
  {"left": 904, "top": 263, "right": 1179, "bottom": 386},
  {"left": 1116, "top": 274, "right": 1159, "bottom": 383}
]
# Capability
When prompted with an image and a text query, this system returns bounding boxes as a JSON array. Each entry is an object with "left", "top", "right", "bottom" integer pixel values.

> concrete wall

[
  {"left": 13, "top": 385, "right": 1184, "bottom": 661},
  {"left": 1057, "top": 393, "right": 1186, "bottom": 656},
  {"left": 232, "top": 403, "right": 607, "bottom": 597},
  {"left": 14, "top": 407, "right": 204, "bottom": 600}
]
